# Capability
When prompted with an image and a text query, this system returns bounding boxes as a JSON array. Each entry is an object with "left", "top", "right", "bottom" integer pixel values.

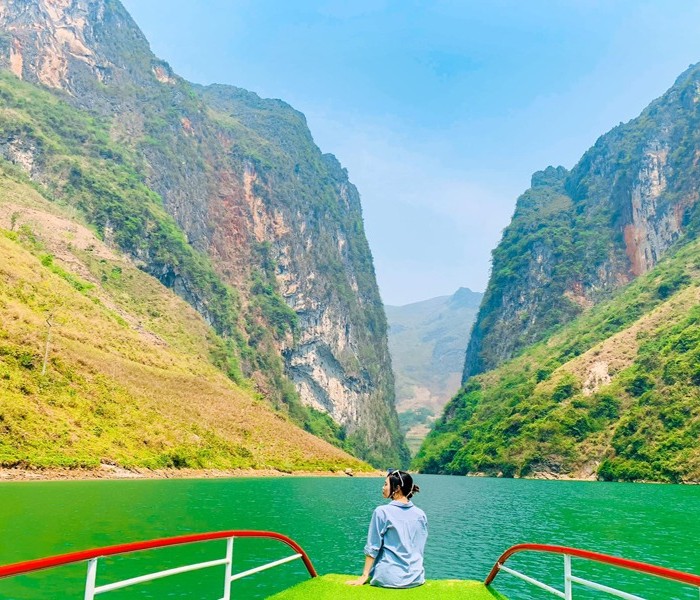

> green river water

[{"left": 0, "top": 475, "right": 699, "bottom": 599}]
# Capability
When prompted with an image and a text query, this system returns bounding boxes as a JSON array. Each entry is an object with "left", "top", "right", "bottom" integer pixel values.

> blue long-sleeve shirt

[{"left": 363, "top": 500, "right": 428, "bottom": 588}]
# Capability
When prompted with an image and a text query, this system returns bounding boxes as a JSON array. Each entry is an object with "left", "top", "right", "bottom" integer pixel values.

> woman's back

[{"left": 365, "top": 500, "right": 428, "bottom": 588}]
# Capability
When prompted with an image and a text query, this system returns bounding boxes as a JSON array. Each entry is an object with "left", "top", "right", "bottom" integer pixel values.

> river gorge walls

[{"left": 0, "top": 0, "right": 408, "bottom": 466}]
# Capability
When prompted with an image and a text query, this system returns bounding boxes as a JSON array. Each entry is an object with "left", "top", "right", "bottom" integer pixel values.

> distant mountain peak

[
  {"left": 384, "top": 288, "right": 483, "bottom": 453},
  {"left": 449, "top": 287, "right": 483, "bottom": 308}
]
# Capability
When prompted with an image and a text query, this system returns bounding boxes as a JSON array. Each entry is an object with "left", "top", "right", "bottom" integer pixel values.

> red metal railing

[
  {"left": 485, "top": 543, "right": 700, "bottom": 600},
  {"left": 0, "top": 530, "right": 317, "bottom": 599}
]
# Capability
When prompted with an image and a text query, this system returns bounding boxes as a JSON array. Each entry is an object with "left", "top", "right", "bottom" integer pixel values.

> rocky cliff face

[
  {"left": 463, "top": 64, "right": 700, "bottom": 381},
  {"left": 0, "top": 0, "right": 408, "bottom": 466}
]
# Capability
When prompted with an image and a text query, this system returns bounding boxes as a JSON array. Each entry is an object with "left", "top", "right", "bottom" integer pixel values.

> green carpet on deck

[{"left": 267, "top": 574, "right": 508, "bottom": 599}]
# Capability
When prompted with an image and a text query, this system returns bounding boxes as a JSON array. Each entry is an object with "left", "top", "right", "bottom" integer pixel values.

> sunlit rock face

[
  {"left": 1, "top": 0, "right": 99, "bottom": 89},
  {"left": 464, "top": 65, "right": 700, "bottom": 380},
  {"left": 0, "top": 0, "right": 408, "bottom": 466},
  {"left": 0, "top": 0, "right": 156, "bottom": 94}
]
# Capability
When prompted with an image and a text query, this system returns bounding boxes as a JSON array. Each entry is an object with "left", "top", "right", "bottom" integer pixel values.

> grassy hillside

[
  {"left": 0, "top": 56, "right": 407, "bottom": 467},
  {"left": 0, "top": 175, "right": 369, "bottom": 473},
  {"left": 415, "top": 238, "right": 700, "bottom": 483},
  {"left": 0, "top": 70, "right": 378, "bottom": 459}
]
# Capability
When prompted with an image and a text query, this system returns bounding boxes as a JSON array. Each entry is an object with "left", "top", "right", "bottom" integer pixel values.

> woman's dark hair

[{"left": 387, "top": 470, "right": 420, "bottom": 499}]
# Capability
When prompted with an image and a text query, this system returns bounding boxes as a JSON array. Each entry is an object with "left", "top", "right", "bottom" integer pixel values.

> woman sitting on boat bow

[{"left": 347, "top": 470, "right": 427, "bottom": 588}]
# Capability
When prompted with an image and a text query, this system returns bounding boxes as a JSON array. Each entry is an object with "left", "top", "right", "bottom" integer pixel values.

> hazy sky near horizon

[{"left": 121, "top": 0, "right": 700, "bottom": 305}]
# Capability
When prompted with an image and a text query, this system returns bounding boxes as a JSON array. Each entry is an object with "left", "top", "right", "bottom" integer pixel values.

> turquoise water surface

[{"left": 1, "top": 475, "right": 699, "bottom": 599}]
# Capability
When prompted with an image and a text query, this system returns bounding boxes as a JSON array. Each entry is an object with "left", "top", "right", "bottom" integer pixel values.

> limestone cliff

[
  {"left": 415, "top": 237, "right": 700, "bottom": 482},
  {"left": 463, "top": 64, "right": 700, "bottom": 381},
  {"left": 0, "top": 0, "right": 408, "bottom": 466}
]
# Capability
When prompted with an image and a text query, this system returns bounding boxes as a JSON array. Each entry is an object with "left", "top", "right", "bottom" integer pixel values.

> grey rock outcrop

[{"left": 464, "top": 64, "right": 700, "bottom": 380}]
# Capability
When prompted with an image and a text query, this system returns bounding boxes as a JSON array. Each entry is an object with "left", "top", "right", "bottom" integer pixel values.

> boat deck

[{"left": 268, "top": 574, "right": 508, "bottom": 599}]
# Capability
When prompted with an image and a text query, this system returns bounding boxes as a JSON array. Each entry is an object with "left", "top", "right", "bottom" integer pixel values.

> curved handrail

[
  {"left": 484, "top": 543, "right": 700, "bottom": 587},
  {"left": 0, "top": 530, "right": 317, "bottom": 580}
]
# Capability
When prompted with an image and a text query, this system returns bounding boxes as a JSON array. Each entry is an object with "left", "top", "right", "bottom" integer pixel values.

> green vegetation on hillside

[
  {"left": 415, "top": 239, "right": 700, "bottom": 483},
  {"left": 464, "top": 64, "right": 700, "bottom": 382},
  {"left": 447, "top": 65, "right": 700, "bottom": 483},
  {"left": 463, "top": 166, "right": 621, "bottom": 380},
  {"left": 0, "top": 185, "right": 370, "bottom": 472},
  {"left": 598, "top": 304, "right": 700, "bottom": 482},
  {"left": 0, "top": 71, "right": 242, "bottom": 347},
  {"left": 0, "top": 71, "right": 393, "bottom": 462}
]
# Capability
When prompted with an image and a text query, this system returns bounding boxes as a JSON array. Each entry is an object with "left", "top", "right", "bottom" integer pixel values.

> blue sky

[{"left": 121, "top": 0, "right": 700, "bottom": 305}]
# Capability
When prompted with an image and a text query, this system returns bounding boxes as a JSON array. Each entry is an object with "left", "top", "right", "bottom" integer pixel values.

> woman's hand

[{"left": 346, "top": 555, "right": 374, "bottom": 585}]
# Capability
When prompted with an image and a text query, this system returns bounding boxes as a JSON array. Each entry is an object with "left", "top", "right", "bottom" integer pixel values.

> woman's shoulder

[{"left": 385, "top": 501, "right": 426, "bottom": 516}]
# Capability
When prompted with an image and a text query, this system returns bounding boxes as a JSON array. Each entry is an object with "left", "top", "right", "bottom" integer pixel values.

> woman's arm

[
  {"left": 347, "top": 507, "right": 383, "bottom": 585},
  {"left": 346, "top": 555, "right": 375, "bottom": 586}
]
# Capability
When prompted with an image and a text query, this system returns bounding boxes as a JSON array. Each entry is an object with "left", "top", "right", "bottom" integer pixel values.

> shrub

[
  {"left": 626, "top": 373, "right": 655, "bottom": 397},
  {"left": 552, "top": 374, "right": 580, "bottom": 402}
]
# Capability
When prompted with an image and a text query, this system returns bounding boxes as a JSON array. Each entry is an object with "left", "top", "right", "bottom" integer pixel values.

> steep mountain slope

[
  {"left": 0, "top": 0, "right": 408, "bottom": 466},
  {"left": 385, "top": 288, "right": 482, "bottom": 452},
  {"left": 419, "top": 60, "right": 700, "bottom": 483},
  {"left": 416, "top": 237, "right": 700, "bottom": 483},
  {"left": 464, "top": 63, "right": 700, "bottom": 381},
  {"left": 0, "top": 175, "right": 369, "bottom": 472}
]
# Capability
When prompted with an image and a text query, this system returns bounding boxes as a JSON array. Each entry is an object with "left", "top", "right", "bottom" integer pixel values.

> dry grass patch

[
  {"left": 557, "top": 285, "right": 700, "bottom": 395},
  {"left": 0, "top": 191, "right": 368, "bottom": 473}
]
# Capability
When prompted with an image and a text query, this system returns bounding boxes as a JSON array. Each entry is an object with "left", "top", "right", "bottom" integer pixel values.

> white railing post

[
  {"left": 84, "top": 558, "right": 98, "bottom": 600},
  {"left": 222, "top": 537, "right": 234, "bottom": 600},
  {"left": 0, "top": 532, "right": 315, "bottom": 599},
  {"left": 564, "top": 554, "right": 572, "bottom": 600}
]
